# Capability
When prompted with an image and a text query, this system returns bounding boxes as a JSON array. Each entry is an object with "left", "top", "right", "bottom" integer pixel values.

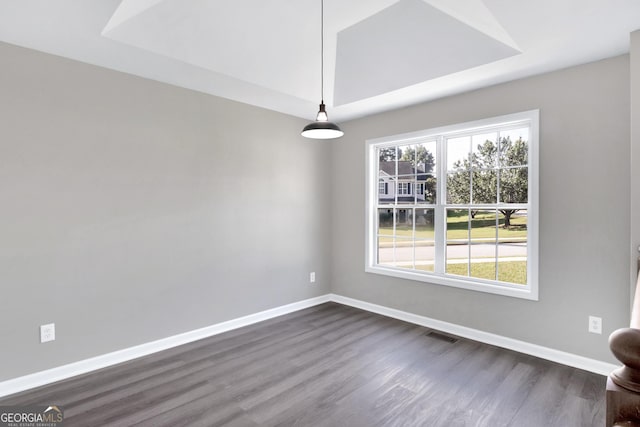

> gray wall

[
  {"left": 1, "top": 41, "right": 631, "bottom": 383},
  {"left": 0, "top": 42, "right": 331, "bottom": 381},
  {"left": 331, "top": 55, "right": 630, "bottom": 363}
]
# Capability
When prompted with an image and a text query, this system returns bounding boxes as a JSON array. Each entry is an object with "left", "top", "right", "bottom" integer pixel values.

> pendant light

[{"left": 301, "top": 0, "right": 344, "bottom": 139}]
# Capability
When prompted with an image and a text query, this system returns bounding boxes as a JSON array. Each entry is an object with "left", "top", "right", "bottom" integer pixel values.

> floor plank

[{"left": 0, "top": 302, "right": 606, "bottom": 426}]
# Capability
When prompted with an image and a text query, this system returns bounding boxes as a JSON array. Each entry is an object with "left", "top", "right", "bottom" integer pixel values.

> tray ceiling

[{"left": 0, "top": 0, "right": 639, "bottom": 122}]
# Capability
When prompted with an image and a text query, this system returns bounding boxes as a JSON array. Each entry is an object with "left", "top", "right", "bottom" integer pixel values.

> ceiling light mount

[{"left": 301, "top": 0, "right": 343, "bottom": 140}]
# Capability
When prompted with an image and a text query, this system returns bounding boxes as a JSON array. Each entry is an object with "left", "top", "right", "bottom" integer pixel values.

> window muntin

[{"left": 366, "top": 111, "right": 538, "bottom": 300}]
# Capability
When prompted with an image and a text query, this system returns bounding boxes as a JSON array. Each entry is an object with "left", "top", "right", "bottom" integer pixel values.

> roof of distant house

[{"left": 379, "top": 161, "right": 431, "bottom": 179}]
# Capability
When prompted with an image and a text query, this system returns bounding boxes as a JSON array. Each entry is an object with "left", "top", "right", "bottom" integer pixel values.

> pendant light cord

[
  {"left": 300, "top": 0, "right": 343, "bottom": 139},
  {"left": 320, "top": 0, "right": 324, "bottom": 104}
]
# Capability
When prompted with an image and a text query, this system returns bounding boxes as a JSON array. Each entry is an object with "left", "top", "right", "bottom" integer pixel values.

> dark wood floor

[{"left": 0, "top": 302, "right": 605, "bottom": 426}]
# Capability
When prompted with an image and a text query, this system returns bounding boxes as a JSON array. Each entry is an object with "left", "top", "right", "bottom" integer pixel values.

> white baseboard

[
  {"left": 0, "top": 295, "right": 331, "bottom": 399},
  {"left": 329, "top": 293, "right": 618, "bottom": 376},
  {"left": 0, "top": 292, "right": 618, "bottom": 398}
]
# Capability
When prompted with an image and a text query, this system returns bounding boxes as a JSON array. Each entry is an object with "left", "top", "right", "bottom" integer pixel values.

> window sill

[{"left": 365, "top": 265, "right": 538, "bottom": 301}]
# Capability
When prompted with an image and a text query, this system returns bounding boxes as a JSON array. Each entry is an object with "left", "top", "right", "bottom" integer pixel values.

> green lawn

[
  {"left": 379, "top": 211, "right": 527, "bottom": 241},
  {"left": 443, "top": 261, "right": 527, "bottom": 285},
  {"left": 386, "top": 260, "right": 526, "bottom": 284}
]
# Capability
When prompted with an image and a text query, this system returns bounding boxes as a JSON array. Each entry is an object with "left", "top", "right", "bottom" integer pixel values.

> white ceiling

[{"left": 0, "top": 0, "right": 639, "bottom": 122}]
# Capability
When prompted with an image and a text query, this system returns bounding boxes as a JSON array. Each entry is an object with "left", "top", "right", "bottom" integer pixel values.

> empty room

[{"left": 1, "top": 1, "right": 640, "bottom": 426}]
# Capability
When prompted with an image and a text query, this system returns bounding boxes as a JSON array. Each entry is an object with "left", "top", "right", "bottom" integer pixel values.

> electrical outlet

[
  {"left": 588, "top": 316, "right": 602, "bottom": 334},
  {"left": 40, "top": 323, "right": 55, "bottom": 343},
  {"left": 309, "top": 272, "right": 316, "bottom": 283}
]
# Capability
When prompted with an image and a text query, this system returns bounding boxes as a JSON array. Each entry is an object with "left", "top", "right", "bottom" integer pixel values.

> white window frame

[{"left": 365, "top": 110, "right": 539, "bottom": 300}]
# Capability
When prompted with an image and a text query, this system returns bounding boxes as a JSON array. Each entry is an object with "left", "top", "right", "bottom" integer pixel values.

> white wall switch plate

[{"left": 310, "top": 272, "right": 316, "bottom": 283}]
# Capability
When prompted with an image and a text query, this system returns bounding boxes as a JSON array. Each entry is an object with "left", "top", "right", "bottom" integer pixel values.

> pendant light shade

[
  {"left": 301, "top": 102, "right": 344, "bottom": 139},
  {"left": 301, "top": 0, "right": 344, "bottom": 140}
]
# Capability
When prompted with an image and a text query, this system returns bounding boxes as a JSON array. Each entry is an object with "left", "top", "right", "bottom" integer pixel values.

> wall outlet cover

[
  {"left": 40, "top": 323, "right": 55, "bottom": 343},
  {"left": 588, "top": 316, "right": 602, "bottom": 334}
]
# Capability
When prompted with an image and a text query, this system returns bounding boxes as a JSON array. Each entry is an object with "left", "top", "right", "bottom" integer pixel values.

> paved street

[{"left": 378, "top": 242, "right": 526, "bottom": 264}]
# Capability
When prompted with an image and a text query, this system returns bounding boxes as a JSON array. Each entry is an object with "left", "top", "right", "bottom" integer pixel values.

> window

[
  {"left": 379, "top": 182, "right": 388, "bottom": 195},
  {"left": 398, "top": 182, "right": 411, "bottom": 195},
  {"left": 365, "top": 111, "right": 538, "bottom": 300}
]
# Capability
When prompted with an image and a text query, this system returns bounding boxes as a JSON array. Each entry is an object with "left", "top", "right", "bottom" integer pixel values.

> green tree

[
  {"left": 497, "top": 137, "right": 527, "bottom": 226},
  {"left": 400, "top": 146, "right": 435, "bottom": 173},
  {"left": 379, "top": 147, "right": 402, "bottom": 162},
  {"left": 447, "top": 137, "right": 527, "bottom": 227},
  {"left": 424, "top": 176, "right": 437, "bottom": 204}
]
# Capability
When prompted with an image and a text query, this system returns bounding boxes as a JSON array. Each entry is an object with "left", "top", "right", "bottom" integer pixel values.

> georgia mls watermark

[{"left": 0, "top": 406, "right": 64, "bottom": 427}]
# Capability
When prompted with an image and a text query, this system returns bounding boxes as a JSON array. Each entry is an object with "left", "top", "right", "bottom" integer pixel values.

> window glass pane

[
  {"left": 447, "top": 136, "right": 470, "bottom": 171},
  {"left": 470, "top": 251, "right": 496, "bottom": 280},
  {"left": 416, "top": 141, "right": 436, "bottom": 174},
  {"left": 497, "top": 260, "right": 527, "bottom": 284},
  {"left": 378, "top": 179, "right": 394, "bottom": 204},
  {"left": 377, "top": 237, "right": 395, "bottom": 267},
  {"left": 499, "top": 167, "right": 528, "bottom": 203},
  {"left": 398, "top": 144, "right": 417, "bottom": 172},
  {"left": 378, "top": 146, "right": 399, "bottom": 164},
  {"left": 415, "top": 239, "right": 435, "bottom": 272},
  {"left": 396, "top": 176, "right": 416, "bottom": 204},
  {"left": 446, "top": 208, "right": 468, "bottom": 241},
  {"left": 472, "top": 132, "right": 498, "bottom": 169},
  {"left": 387, "top": 180, "right": 397, "bottom": 204},
  {"left": 395, "top": 237, "right": 415, "bottom": 270},
  {"left": 498, "top": 242, "right": 527, "bottom": 285},
  {"left": 378, "top": 145, "right": 397, "bottom": 204},
  {"left": 446, "top": 209, "right": 469, "bottom": 276},
  {"left": 470, "top": 210, "right": 497, "bottom": 280},
  {"left": 415, "top": 141, "right": 437, "bottom": 204},
  {"left": 470, "top": 210, "right": 498, "bottom": 241},
  {"left": 447, "top": 171, "right": 470, "bottom": 204},
  {"left": 378, "top": 147, "right": 397, "bottom": 204},
  {"left": 498, "top": 249, "right": 527, "bottom": 285},
  {"left": 497, "top": 209, "right": 527, "bottom": 284},
  {"left": 497, "top": 209, "right": 527, "bottom": 239},
  {"left": 394, "top": 208, "right": 414, "bottom": 238},
  {"left": 414, "top": 207, "right": 435, "bottom": 273},
  {"left": 396, "top": 157, "right": 416, "bottom": 175},
  {"left": 500, "top": 129, "right": 529, "bottom": 167},
  {"left": 446, "top": 244, "right": 469, "bottom": 277},
  {"left": 377, "top": 208, "right": 395, "bottom": 236},
  {"left": 415, "top": 208, "right": 434, "bottom": 240},
  {"left": 420, "top": 176, "right": 436, "bottom": 204},
  {"left": 472, "top": 169, "right": 497, "bottom": 204}
]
